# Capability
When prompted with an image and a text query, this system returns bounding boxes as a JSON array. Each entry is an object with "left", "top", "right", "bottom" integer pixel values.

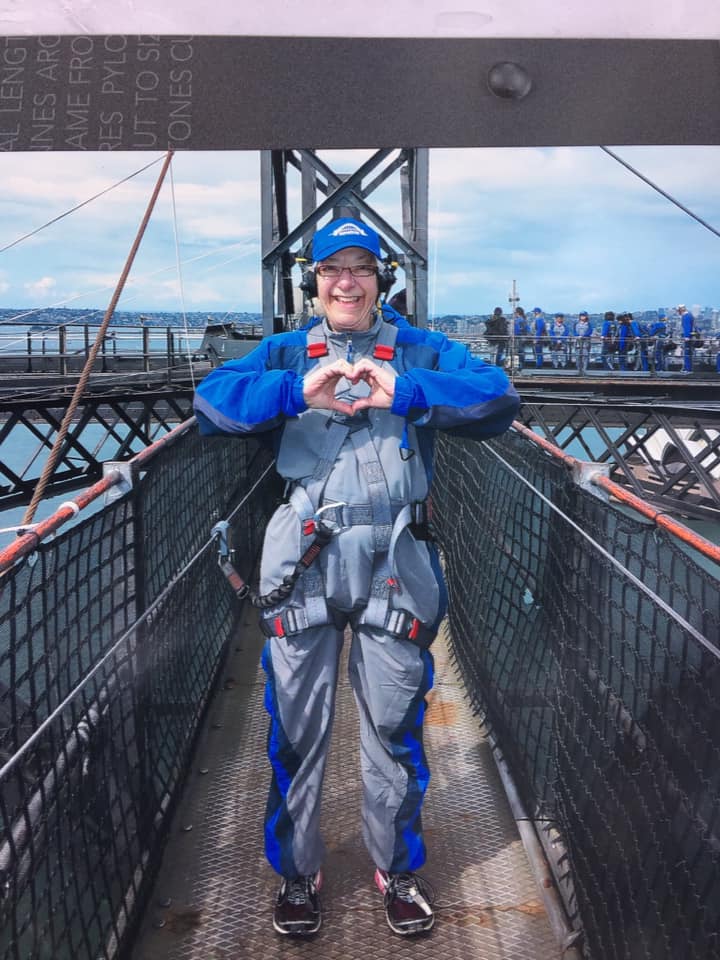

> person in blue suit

[
  {"left": 532, "top": 307, "right": 546, "bottom": 368},
  {"left": 678, "top": 304, "right": 695, "bottom": 372},
  {"left": 513, "top": 306, "right": 531, "bottom": 369},
  {"left": 629, "top": 314, "right": 650, "bottom": 372},
  {"left": 647, "top": 311, "right": 668, "bottom": 372},
  {"left": 617, "top": 313, "right": 634, "bottom": 371},
  {"left": 549, "top": 313, "right": 569, "bottom": 368},
  {"left": 600, "top": 311, "right": 616, "bottom": 371},
  {"left": 574, "top": 310, "right": 593, "bottom": 374},
  {"left": 193, "top": 216, "right": 520, "bottom": 939}
]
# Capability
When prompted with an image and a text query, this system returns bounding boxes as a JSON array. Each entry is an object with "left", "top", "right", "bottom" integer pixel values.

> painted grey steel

[
  {"left": 401, "top": 149, "right": 430, "bottom": 328},
  {"left": 1, "top": 38, "right": 718, "bottom": 151},
  {"left": 131, "top": 617, "right": 563, "bottom": 960},
  {"left": 260, "top": 151, "right": 277, "bottom": 337},
  {"left": 518, "top": 400, "right": 720, "bottom": 520}
]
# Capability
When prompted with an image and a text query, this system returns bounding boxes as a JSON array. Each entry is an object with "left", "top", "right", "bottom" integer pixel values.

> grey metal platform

[{"left": 132, "top": 605, "right": 563, "bottom": 960}]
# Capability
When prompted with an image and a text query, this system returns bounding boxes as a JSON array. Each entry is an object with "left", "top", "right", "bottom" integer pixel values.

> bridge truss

[
  {"left": 259, "top": 148, "right": 429, "bottom": 333},
  {"left": 518, "top": 397, "right": 720, "bottom": 521},
  {"left": 0, "top": 377, "right": 196, "bottom": 512}
]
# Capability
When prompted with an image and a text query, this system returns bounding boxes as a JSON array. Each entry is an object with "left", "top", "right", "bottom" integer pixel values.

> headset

[{"left": 296, "top": 239, "right": 398, "bottom": 301}]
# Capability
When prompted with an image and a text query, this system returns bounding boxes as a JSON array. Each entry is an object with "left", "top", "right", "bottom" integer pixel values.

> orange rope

[
  {"left": 0, "top": 417, "right": 195, "bottom": 575},
  {"left": 513, "top": 420, "right": 720, "bottom": 566},
  {"left": 21, "top": 150, "right": 175, "bottom": 526}
]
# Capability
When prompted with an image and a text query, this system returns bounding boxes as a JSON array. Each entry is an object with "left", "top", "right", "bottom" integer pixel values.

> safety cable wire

[
  {"left": 169, "top": 158, "right": 196, "bottom": 391},
  {"left": 0, "top": 154, "right": 166, "bottom": 255},
  {"left": 600, "top": 146, "right": 720, "bottom": 241},
  {"left": 0, "top": 242, "right": 258, "bottom": 353},
  {"left": 0, "top": 456, "right": 276, "bottom": 781},
  {"left": 485, "top": 437, "right": 720, "bottom": 659}
]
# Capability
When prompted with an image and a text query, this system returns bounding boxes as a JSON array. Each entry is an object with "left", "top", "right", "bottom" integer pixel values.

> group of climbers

[{"left": 486, "top": 304, "right": 703, "bottom": 373}]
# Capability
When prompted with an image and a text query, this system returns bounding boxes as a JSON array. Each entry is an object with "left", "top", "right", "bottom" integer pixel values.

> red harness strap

[
  {"left": 373, "top": 343, "right": 395, "bottom": 361},
  {"left": 307, "top": 341, "right": 329, "bottom": 358}
]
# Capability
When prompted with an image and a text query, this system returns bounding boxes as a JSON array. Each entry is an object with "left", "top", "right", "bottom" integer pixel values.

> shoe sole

[{"left": 272, "top": 918, "right": 321, "bottom": 937}]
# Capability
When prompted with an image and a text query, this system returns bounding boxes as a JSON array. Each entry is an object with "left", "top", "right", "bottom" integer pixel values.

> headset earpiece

[
  {"left": 377, "top": 258, "right": 398, "bottom": 298},
  {"left": 296, "top": 239, "right": 318, "bottom": 299}
]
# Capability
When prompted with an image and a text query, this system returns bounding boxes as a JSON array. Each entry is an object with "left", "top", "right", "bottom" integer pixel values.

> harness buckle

[{"left": 314, "top": 500, "right": 347, "bottom": 536}]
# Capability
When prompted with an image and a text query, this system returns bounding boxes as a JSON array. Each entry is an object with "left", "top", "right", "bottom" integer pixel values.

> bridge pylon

[{"left": 259, "top": 148, "right": 429, "bottom": 334}]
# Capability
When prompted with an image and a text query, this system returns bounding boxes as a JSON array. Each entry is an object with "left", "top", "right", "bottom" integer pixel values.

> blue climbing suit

[{"left": 193, "top": 306, "right": 520, "bottom": 878}]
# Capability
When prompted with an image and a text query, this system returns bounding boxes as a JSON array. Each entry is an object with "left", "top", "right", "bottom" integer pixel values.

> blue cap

[
  {"left": 312, "top": 217, "right": 382, "bottom": 261},
  {"left": 533, "top": 307, "right": 542, "bottom": 313},
  {"left": 579, "top": 310, "right": 589, "bottom": 318}
]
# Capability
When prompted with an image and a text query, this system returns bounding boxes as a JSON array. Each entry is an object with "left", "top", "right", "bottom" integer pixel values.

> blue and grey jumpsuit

[{"left": 194, "top": 306, "right": 519, "bottom": 879}]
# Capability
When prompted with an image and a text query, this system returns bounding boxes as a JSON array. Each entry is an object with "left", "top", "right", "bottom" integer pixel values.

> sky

[{"left": 1, "top": 144, "right": 719, "bottom": 319}]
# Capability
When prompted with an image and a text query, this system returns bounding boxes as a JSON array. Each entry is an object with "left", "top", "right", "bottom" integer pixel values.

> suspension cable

[
  {"left": 21, "top": 150, "right": 176, "bottom": 526},
  {"left": 0, "top": 241, "right": 257, "bottom": 341},
  {"left": 169, "top": 156, "right": 196, "bottom": 390},
  {"left": 600, "top": 146, "right": 720, "bottom": 241},
  {"left": 0, "top": 154, "right": 167, "bottom": 255}
]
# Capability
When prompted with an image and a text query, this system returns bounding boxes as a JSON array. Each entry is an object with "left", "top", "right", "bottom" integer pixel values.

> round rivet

[
  {"left": 199, "top": 767, "right": 209, "bottom": 775},
  {"left": 157, "top": 897, "right": 172, "bottom": 908},
  {"left": 487, "top": 61, "right": 533, "bottom": 100},
  {"left": 152, "top": 916, "right": 166, "bottom": 929},
  {"left": 181, "top": 823, "right": 193, "bottom": 832}
]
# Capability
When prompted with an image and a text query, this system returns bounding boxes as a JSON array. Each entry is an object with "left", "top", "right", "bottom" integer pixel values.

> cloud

[
  {"left": 23, "top": 276, "right": 57, "bottom": 298},
  {"left": 2, "top": 146, "right": 720, "bottom": 314}
]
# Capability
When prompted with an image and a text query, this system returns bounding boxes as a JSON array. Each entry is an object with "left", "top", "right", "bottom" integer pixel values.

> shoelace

[
  {"left": 286, "top": 877, "right": 314, "bottom": 906},
  {"left": 386, "top": 872, "right": 435, "bottom": 906}
]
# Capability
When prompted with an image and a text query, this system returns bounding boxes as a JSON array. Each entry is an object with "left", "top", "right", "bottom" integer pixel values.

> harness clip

[{"left": 313, "top": 500, "right": 347, "bottom": 537}]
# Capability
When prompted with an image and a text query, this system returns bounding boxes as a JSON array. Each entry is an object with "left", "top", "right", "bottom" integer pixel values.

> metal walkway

[{"left": 131, "top": 605, "right": 562, "bottom": 960}]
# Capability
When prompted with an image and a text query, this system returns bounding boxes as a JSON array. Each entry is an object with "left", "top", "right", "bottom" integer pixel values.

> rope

[{"left": 21, "top": 150, "right": 176, "bottom": 526}]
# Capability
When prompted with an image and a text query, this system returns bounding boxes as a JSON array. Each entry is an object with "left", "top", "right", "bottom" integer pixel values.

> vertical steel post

[
  {"left": 260, "top": 151, "right": 276, "bottom": 337},
  {"left": 59, "top": 325, "right": 67, "bottom": 376}
]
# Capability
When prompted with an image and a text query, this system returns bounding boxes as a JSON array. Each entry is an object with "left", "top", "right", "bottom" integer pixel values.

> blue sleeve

[
  {"left": 193, "top": 338, "right": 307, "bottom": 436},
  {"left": 390, "top": 333, "right": 519, "bottom": 439}
]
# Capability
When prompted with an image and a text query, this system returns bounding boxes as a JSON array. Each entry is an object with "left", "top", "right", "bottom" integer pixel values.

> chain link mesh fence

[
  {"left": 1, "top": 422, "right": 718, "bottom": 959},
  {"left": 0, "top": 428, "right": 280, "bottom": 960},
  {"left": 432, "top": 430, "right": 720, "bottom": 960}
]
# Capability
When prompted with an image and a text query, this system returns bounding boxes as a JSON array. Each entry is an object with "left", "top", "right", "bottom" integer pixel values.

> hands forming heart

[{"left": 303, "top": 358, "right": 395, "bottom": 417}]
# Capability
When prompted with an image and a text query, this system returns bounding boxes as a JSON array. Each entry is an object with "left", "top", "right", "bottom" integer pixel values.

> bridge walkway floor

[{"left": 131, "top": 604, "right": 562, "bottom": 960}]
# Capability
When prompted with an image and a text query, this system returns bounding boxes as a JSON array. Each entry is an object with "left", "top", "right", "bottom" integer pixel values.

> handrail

[
  {"left": 512, "top": 420, "right": 720, "bottom": 566},
  {"left": 0, "top": 417, "right": 197, "bottom": 576}
]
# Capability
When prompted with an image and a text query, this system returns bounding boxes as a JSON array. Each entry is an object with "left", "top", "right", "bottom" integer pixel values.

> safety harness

[{"left": 214, "top": 317, "right": 435, "bottom": 649}]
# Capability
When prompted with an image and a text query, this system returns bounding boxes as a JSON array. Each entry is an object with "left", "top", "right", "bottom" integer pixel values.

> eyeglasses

[{"left": 316, "top": 264, "right": 378, "bottom": 279}]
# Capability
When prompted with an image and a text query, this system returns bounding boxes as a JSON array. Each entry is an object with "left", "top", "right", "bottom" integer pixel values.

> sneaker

[
  {"left": 273, "top": 871, "right": 322, "bottom": 936},
  {"left": 374, "top": 868, "right": 435, "bottom": 936}
]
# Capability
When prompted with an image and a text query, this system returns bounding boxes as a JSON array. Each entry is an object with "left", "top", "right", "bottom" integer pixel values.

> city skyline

[{"left": 1, "top": 145, "right": 719, "bottom": 319}]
